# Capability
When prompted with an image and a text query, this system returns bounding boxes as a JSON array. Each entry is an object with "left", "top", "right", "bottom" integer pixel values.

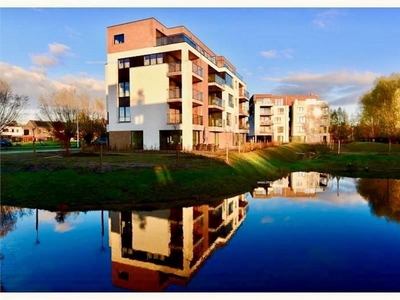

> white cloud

[
  {"left": 261, "top": 50, "right": 277, "bottom": 59},
  {"left": 0, "top": 62, "right": 105, "bottom": 123},
  {"left": 65, "top": 26, "right": 81, "bottom": 40},
  {"left": 260, "top": 49, "right": 294, "bottom": 59},
  {"left": 261, "top": 216, "right": 274, "bottom": 224},
  {"left": 49, "top": 42, "right": 70, "bottom": 56},
  {"left": 313, "top": 9, "right": 344, "bottom": 28},
  {"left": 262, "top": 69, "right": 380, "bottom": 108},
  {"left": 30, "top": 54, "right": 59, "bottom": 67}
]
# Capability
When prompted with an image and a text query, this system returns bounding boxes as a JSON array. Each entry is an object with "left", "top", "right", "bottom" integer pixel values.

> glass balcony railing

[
  {"left": 239, "top": 123, "right": 249, "bottom": 130},
  {"left": 167, "top": 113, "right": 182, "bottom": 124},
  {"left": 209, "top": 118, "right": 224, "bottom": 127},
  {"left": 192, "top": 114, "right": 203, "bottom": 125},
  {"left": 192, "top": 89, "right": 203, "bottom": 102},
  {"left": 192, "top": 63, "right": 203, "bottom": 77},
  {"left": 169, "top": 87, "right": 181, "bottom": 99},
  {"left": 240, "top": 89, "right": 250, "bottom": 98},
  {"left": 168, "top": 62, "right": 182, "bottom": 72},
  {"left": 208, "top": 96, "right": 224, "bottom": 108},
  {"left": 208, "top": 74, "right": 226, "bottom": 86}
]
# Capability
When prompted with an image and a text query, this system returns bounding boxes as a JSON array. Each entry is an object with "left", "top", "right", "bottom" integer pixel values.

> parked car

[
  {"left": 1, "top": 138, "right": 12, "bottom": 148},
  {"left": 91, "top": 137, "right": 108, "bottom": 145}
]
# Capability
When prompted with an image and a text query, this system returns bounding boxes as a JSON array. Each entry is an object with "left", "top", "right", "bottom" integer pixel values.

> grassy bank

[{"left": 1, "top": 142, "right": 400, "bottom": 211}]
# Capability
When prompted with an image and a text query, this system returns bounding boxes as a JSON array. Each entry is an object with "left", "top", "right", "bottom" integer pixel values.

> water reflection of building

[
  {"left": 253, "top": 172, "right": 329, "bottom": 199},
  {"left": 108, "top": 194, "right": 249, "bottom": 292}
]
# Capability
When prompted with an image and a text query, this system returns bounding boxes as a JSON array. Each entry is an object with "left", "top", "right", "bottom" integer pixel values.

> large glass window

[
  {"left": 119, "top": 107, "right": 131, "bottom": 123},
  {"left": 144, "top": 53, "right": 163, "bottom": 66},
  {"left": 228, "top": 94, "right": 234, "bottom": 107},
  {"left": 225, "top": 73, "right": 233, "bottom": 88},
  {"left": 118, "top": 58, "right": 130, "bottom": 69},
  {"left": 119, "top": 82, "right": 130, "bottom": 97}
]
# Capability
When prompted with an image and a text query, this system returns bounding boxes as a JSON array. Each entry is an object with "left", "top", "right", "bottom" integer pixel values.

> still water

[{"left": 1, "top": 172, "right": 400, "bottom": 292}]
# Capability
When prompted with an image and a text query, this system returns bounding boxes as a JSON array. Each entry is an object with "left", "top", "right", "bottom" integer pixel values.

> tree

[
  {"left": 358, "top": 73, "right": 400, "bottom": 153},
  {"left": 329, "top": 107, "right": 352, "bottom": 151},
  {"left": 357, "top": 178, "right": 400, "bottom": 223},
  {"left": 78, "top": 97, "right": 107, "bottom": 145},
  {"left": 0, "top": 79, "right": 28, "bottom": 133}
]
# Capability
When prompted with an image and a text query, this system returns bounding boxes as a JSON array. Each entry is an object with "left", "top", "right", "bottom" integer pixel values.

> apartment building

[
  {"left": 252, "top": 172, "right": 329, "bottom": 199},
  {"left": 106, "top": 18, "right": 249, "bottom": 151},
  {"left": 108, "top": 194, "right": 249, "bottom": 291},
  {"left": 249, "top": 94, "right": 330, "bottom": 143}
]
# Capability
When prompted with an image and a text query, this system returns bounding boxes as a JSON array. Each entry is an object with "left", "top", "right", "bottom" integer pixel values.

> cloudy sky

[{"left": 1, "top": 5, "right": 400, "bottom": 122}]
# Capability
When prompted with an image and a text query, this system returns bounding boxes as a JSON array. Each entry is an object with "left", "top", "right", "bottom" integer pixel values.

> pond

[{"left": 1, "top": 172, "right": 400, "bottom": 292}]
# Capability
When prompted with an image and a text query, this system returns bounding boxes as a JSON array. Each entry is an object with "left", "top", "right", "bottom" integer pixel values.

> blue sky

[{"left": 1, "top": 7, "right": 400, "bottom": 121}]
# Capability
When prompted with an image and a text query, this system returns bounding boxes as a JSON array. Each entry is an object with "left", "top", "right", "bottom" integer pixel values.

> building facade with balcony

[
  {"left": 249, "top": 94, "right": 330, "bottom": 143},
  {"left": 106, "top": 18, "right": 249, "bottom": 151}
]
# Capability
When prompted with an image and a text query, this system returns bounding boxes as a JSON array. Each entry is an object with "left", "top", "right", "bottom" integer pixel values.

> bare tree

[
  {"left": 0, "top": 79, "right": 28, "bottom": 133},
  {"left": 39, "top": 88, "right": 81, "bottom": 155}
]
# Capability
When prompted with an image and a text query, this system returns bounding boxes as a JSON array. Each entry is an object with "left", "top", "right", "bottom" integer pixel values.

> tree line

[
  {"left": 329, "top": 73, "right": 400, "bottom": 152},
  {"left": 0, "top": 79, "right": 106, "bottom": 154}
]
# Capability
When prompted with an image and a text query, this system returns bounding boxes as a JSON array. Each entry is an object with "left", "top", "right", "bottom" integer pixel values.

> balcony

[
  {"left": 192, "top": 114, "right": 203, "bottom": 125},
  {"left": 260, "top": 120, "right": 273, "bottom": 126},
  {"left": 239, "top": 89, "right": 250, "bottom": 102},
  {"left": 239, "top": 107, "right": 249, "bottom": 116},
  {"left": 239, "top": 123, "right": 249, "bottom": 130},
  {"left": 192, "top": 62, "right": 203, "bottom": 83},
  {"left": 259, "top": 109, "right": 273, "bottom": 115},
  {"left": 168, "top": 87, "right": 182, "bottom": 105},
  {"left": 167, "top": 113, "right": 182, "bottom": 124},
  {"left": 259, "top": 128, "right": 273, "bottom": 134},
  {"left": 208, "top": 118, "right": 225, "bottom": 132},
  {"left": 167, "top": 62, "right": 182, "bottom": 81},
  {"left": 208, "top": 96, "right": 225, "bottom": 111},
  {"left": 192, "top": 89, "right": 203, "bottom": 106},
  {"left": 208, "top": 74, "right": 225, "bottom": 92}
]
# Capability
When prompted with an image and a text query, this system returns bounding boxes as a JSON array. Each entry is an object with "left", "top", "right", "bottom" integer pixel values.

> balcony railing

[
  {"left": 239, "top": 123, "right": 249, "bottom": 130},
  {"left": 192, "top": 63, "right": 203, "bottom": 77},
  {"left": 167, "top": 113, "right": 182, "bottom": 124},
  {"left": 239, "top": 89, "right": 250, "bottom": 99},
  {"left": 169, "top": 87, "right": 181, "bottom": 99},
  {"left": 192, "top": 89, "right": 203, "bottom": 102},
  {"left": 260, "top": 109, "right": 273, "bottom": 115},
  {"left": 168, "top": 62, "right": 182, "bottom": 73},
  {"left": 208, "top": 96, "right": 225, "bottom": 108},
  {"left": 260, "top": 120, "right": 273, "bottom": 125},
  {"left": 239, "top": 107, "right": 248, "bottom": 115},
  {"left": 209, "top": 118, "right": 224, "bottom": 127},
  {"left": 259, "top": 128, "right": 273, "bottom": 134},
  {"left": 193, "top": 114, "right": 203, "bottom": 125},
  {"left": 208, "top": 74, "right": 226, "bottom": 86}
]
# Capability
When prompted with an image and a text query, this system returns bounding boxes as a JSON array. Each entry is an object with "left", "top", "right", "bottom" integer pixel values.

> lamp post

[{"left": 76, "top": 116, "right": 79, "bottom": 149}]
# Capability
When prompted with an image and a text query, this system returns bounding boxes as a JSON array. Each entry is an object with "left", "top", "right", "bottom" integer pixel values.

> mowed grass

[{"left": 1, "top": 142, "right": 400, "bottom": 211}]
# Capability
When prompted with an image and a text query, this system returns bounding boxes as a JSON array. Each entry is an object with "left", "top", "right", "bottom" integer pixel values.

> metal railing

[
  {"left": 167, "top": 113, "right": 182, "bottom": 124},
  {"left": 168, "top": 62, "right": 182, "bottom": 72}
]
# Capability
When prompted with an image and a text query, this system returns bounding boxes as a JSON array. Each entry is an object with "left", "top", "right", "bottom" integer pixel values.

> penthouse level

[{"left": 106, "top": 18, "right": 249, "bottom": 151}]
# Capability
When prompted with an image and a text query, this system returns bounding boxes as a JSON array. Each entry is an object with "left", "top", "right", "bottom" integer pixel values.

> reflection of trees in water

[
  {"left": 54, "top": 211, "right": 80, "bottom": 223},
  {"left": 357, "top": 179, "right": 400, "bottom": 223},
  {"left": 0, "top": 206, "right": 32, "bottom": 238}
]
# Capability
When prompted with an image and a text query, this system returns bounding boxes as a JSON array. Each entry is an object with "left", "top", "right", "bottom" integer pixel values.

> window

[
  {"left": 118, "top": 58, "right": 130, "bottom": 69},
  {"left": 228, "top": 94, "right": 234, "bottom": 107},
  {"left": 119, "top": 82, "right": 130, "bottom": 97},
  {"left": 299, "top": 116, "right": 306, "bottom": 123},
  {"left": 119, "top": 106, "right": 131, "bottom": 123},
  {"left": 225, "top": 73, "right": 233, "bottom": 88},
  {"left": 114, "top": 34, "right": 124, "bottom": 44},
  {"left": 144, "top": 53, "right": 163, "bottom": 66},
  {"left": 278, "top": 126, "right": 284, "bottom": 133},
  {"left": 298, "top": 107, "right": 304, "bottom": 113},
  {"left": 262, "top": 98, "right": 271, "bottom": 104},
  {"left": 24, "top": 129, "right": 29, "bottom": 135},
  {"left": 278, "top": 108, "right": 284, "bottom": 115},
  {"left": 227, "top": 113, "right": 232, "bottom": 126},
  {"left": 297, "top": 126, "right": 304, "bottom": 133},
  {"left": 275, "top": 98, "right": 283, "bottom": 105},
  {"left": 275, "top": 117, "right": 281, "bottom": 124}
]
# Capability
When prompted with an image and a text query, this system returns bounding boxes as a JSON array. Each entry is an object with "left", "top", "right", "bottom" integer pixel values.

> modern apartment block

[
  {"left": 106, "top": 18, "right": 250, "bottom": 151},
  {"left": 108, "top": 194, "right": 249, "bottom": 291},
  {"left": 249, "top": 94, "right": 330, "bottom": 143}
]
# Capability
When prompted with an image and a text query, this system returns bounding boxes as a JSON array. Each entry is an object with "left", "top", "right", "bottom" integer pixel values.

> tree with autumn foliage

[{"left": 358, "top": 73, "right": 400, "bottom": 153}]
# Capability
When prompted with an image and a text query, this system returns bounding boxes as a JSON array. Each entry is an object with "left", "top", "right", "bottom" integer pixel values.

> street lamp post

[{"left": 76, "top": 117, "right": 79, "bottom": 149}]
